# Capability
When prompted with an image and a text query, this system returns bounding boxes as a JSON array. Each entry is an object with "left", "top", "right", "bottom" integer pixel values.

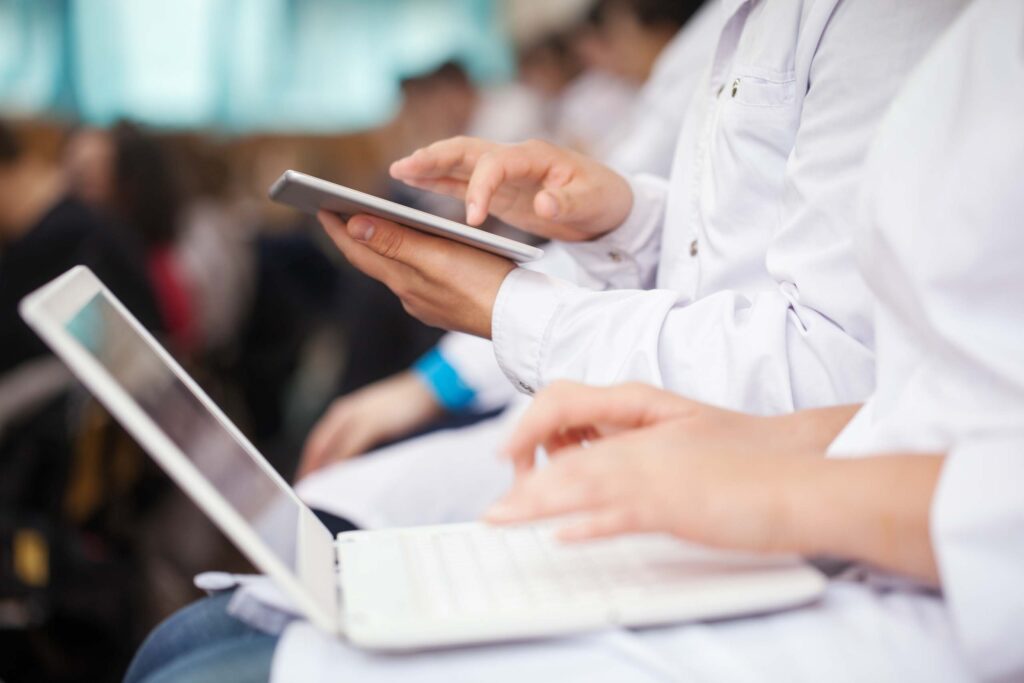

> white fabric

[
  {"left": 605, "top": 1, "right": 721, "bottom": 177},
  {"left": 273, "top": 582, "right": 973, "bottom": 683},
  {"left": 824, "top": 2, "right": 1024, "bottom": 679},
  {"left": 296, "top": 400, "right": 526, "bottom": 529},
  {"left": 492, "top": 0, "right": 967, "bottom": 414}
]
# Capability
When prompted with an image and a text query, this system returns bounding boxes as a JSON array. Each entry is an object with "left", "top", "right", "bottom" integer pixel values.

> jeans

[{"left": 123, "top": 592, "right": 278, "bottom": 683}]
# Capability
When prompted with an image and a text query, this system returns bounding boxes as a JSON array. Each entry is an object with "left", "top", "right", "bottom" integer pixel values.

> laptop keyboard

[{"left": 403, "top": 525, "right": 677, "bottom": 617}]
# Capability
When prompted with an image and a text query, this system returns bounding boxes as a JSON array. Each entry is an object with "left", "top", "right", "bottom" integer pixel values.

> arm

[
  {"left": 779, "top": 454, "right": 943, "bottom": 584},
  {"left": 488, "top": 382, "right": 942, "bottom": 585}
]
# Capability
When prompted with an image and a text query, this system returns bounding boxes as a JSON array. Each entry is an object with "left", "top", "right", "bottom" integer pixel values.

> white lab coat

[
  {"left": 825, "top": 0, "right": 1024, "bottom": 677},
  {"left": 277, "top": 3, "right": 1022, "bottom": 680},
  {"left": 492, "top": 0, "right": 966, "bottom": 414}
]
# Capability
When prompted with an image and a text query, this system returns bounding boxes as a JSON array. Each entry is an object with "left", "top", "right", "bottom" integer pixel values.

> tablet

[{"left": 269, "top": 170, "right": 544, "bottom": 263}]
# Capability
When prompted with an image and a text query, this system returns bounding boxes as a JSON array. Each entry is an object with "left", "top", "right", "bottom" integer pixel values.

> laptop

[{"left": 20, "top": 266, "right": 826, "bottom": 651}]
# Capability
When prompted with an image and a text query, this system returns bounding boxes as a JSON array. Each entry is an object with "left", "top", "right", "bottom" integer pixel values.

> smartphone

[{"left": 269, "top": 170, "right": 544, "bottom": 263}]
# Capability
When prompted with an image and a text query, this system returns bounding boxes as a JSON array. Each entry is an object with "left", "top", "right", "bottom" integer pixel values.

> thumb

[
  {"left": 346, "top": 214, "right": 418, "bottom": 262},
  {"left": 533, "top": 186, "right": 579, "bottom": 222}
]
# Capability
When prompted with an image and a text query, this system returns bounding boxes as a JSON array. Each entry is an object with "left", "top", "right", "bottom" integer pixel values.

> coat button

[
  {"left": 689, "top": 239, "right": 698, "bottom": 257},
  {"left": 731, "top": 78, "right": 740, "bottom": 98},
  {"left": 607, "top": 250, "right": 623, "bottom": 263}
]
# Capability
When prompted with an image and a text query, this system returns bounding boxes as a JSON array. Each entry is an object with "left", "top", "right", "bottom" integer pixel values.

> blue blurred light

[{"left": 0, "top": 0, "right": 513, "bottom": 132}]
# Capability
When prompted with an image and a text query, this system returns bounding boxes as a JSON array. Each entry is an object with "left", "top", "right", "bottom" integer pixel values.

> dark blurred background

[{"left": 0, "top": 0, "right": 693, "bottom": 679}]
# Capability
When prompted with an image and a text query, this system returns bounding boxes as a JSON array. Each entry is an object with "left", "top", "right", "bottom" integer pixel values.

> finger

[
  {"left": 502, "top": 381, "right": 679, "bottom": 472},
  {"left": 533, "top": 186, "right": 578, "bottom": 222},
  {"left": 400, "top": 176, "right": 470, "bottom": 200},
  {"left": 389, "top": 137, "right": 489, "bottom": 182},
  {"left": 555, "top": 507, "right": 643, "bottom": 543},
  {"left": 540, "top": 425, "right": 600, "bottom": 459},
  {"left": 464, "top": 145, "right": 553, "bottom": 226},
  {"left": 486, "top": 447, "right": 611, "bottom": 524},
  {"left": 319, "top": 211, "right": 417, "bottom": 285}
]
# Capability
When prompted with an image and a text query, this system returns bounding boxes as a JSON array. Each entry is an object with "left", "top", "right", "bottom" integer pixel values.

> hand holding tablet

[{"left": 269, "top": 170, "right": 544, "bottom": 262}]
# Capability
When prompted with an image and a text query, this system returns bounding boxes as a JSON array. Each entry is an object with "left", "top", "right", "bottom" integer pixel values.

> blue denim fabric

[{"left": 123, "top": 592, "right": 278, "bottom": 683}]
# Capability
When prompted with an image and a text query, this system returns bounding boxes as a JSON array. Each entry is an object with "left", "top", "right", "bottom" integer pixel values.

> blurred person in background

[
  {"left": 596, "top": 0, "right": 717, "bottom": 175},
  {"left": 173, "top": 138, "right": 257, "bottom": 357},
  {"left": 0, "top": 121, "right": 160, "bottom": 377},
  {"left": 552, "top": 6, "right": 636, "bottom": 158},
  {"left": 63, "top": 122, "right": 194, "bottom": 354},
  {"left": 0, "top": 119, "right": 164, "bottom": 683}
]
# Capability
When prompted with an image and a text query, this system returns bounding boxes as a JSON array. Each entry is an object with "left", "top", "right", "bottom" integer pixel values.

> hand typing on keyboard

[{"left": 484, "top": 382, "right": 850, "bottom": 557}]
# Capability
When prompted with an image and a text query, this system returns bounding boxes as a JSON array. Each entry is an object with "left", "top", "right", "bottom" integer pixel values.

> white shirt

[
  {"left": 827, "top": 1, "right": 1024, "bottom": 678},
  {"left": 492, "top": 0, "right": 967, "bottom": 414}
]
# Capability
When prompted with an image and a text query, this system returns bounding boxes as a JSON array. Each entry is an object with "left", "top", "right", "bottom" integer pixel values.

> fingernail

[
  {"left": 466, "top": 200, "right": 478, "bottom": 224},
  {"left": 348, "top": 218, "right": 374, "bottom": 241}
]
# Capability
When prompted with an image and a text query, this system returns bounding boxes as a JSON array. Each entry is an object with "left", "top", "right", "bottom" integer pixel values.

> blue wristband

[{"left": 413, "top": 347, "right": 477, "bottom": 411}]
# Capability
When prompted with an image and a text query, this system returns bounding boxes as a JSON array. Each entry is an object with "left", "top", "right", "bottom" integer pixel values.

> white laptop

[{"left": 20, "top": 266, "right": 826, "bottom": 651}]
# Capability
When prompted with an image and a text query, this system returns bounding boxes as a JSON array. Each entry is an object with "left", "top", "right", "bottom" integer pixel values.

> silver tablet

[{"left": 269, "top": 170, "right": 544, "bottom": 263}]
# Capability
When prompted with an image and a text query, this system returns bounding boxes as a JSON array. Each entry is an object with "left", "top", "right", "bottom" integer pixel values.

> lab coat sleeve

[
  {"left": 435, "top": 332, "right": 515, "bottom": 412},
  {"left": 492, "top": 270, "right": 872, "bottom": 411},
  {"left": 932, "top": 433, "right": 1024, "bottom": 683}
]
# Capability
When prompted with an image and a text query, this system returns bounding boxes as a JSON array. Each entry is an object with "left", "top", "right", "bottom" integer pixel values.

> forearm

[
  {"left": 774, "top": 404, "right": 862, "bottom": 456},
  {"left": 775, "top": 454, "right": 945, "bottom": 584}
]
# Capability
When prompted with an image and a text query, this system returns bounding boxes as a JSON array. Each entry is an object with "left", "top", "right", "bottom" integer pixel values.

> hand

[
  {"left": 319, "top": 210, "right": 516, "bottom": 338},
  {"left": 485, "top": 381, "right": 829, "bottom": 550},
  {"left": 486, "top": 382, "right": 943, "bottom": 584},
  {"left": 296, "top": 371, "right": 443, "bottom": 481},
  {"left": 389, "top": 137, "right": 633, "bottom": 241},
  {"left": 486, "top": 415, "right": 804, "bottom": 553},
  {"left": 500, "top": 381, "right": 807, "bottom": 475}
]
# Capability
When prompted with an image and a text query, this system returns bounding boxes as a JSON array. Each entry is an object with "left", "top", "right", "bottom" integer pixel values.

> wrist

[
  {"left": 760, "top": 455, "right": 831, "bottom": 555},
  {"left": 773, "top": 405, "right": 861, "bottom": 456}
]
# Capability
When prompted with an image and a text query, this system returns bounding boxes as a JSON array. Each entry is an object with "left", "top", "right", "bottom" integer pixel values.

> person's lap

[
  {"left": 135, "top": 582, "right": 972, "bottom": 683},
  {"left": 270, "top": 581, "right": 972, "bottom": 683},
  {"left": 124, "top": 591, "right": 277, "bottom": 683}
]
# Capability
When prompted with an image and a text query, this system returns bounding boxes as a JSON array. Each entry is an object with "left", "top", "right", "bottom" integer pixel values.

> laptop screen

[{"left": 66, "top": 291, "right": 301, "bottom": 570}]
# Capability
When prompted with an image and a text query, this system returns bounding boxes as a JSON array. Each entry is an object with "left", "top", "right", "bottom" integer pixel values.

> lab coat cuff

[
  {"left": 491, "top": 267, "right": 571, "bottom": 396},
  {"left": 562, "top": 173, "right": 667, "bottom": 289},
  {"left": 436, "top": 332, "right": 516, "bottom": 412},
  {"left": 931, "top": 433, "right": 1024, "bottom": 681}
]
